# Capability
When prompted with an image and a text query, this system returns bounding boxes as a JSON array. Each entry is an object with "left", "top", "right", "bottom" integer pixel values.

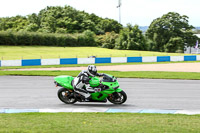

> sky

[{"left": 0, "top": 0, "right": 199, "bottom": 26}]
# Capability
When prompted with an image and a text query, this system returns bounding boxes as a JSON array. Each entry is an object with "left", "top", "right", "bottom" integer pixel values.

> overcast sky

[{"left": 0, "top": 0, "right": 199, "bottom": 26}]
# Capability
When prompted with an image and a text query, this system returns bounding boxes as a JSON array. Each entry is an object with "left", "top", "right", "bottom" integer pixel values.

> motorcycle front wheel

[
  {"left": 57, "top": 88, "right": 77, "bottom": 104},
  {"left": 107, "top": 91, "right": 127, "bottom": 104}
]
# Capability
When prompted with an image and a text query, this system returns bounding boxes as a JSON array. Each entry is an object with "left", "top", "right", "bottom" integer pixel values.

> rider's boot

[{"left": 74, "top": 89, "right": 91, "bottom": 101}]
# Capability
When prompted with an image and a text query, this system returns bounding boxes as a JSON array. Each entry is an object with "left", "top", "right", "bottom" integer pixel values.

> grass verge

[
  {"left": 0, "top": 46, "right": 190, "bottom": 60},
  {"left": 0, "top": 113, "right": 200, "bottom": 133},
  {"left": 0, "top": 71, "right": 200, "bottom": 80}
]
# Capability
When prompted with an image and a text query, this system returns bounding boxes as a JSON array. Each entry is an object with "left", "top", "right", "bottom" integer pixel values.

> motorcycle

[{"left": 54, "top": 74, "right": 127, "bottom": 104}]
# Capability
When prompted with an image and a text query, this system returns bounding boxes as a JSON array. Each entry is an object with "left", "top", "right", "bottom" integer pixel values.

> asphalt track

[{"left": 0, "top": 76, "right": 200, "bottom": 110}]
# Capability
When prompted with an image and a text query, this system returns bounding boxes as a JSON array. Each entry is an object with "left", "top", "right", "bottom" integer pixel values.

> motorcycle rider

[{"left": 73, "top": 65, "right": 104, "bottom": 100}]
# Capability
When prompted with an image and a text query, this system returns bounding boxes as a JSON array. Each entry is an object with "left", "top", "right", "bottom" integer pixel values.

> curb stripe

[
  {"left": 0, "top": 109, "right": 4, "bottom": 113},
  {"left": 175, "top": 110, "right": 200, "bottom": 115},
  {"left": 139, "top": 109, "right": 177, "bottom": 114},
  {"left": 1, "top": 108, "right": 200, "bottom": 115},
  {"left": 3, "top": 109, "right": 39, "bottom": 113},
  {"left": 106, "top": 109, "right": 142, "bottom": 113},
  {"left": 106, "top": 109, "right": 177, "bottom": 114}
]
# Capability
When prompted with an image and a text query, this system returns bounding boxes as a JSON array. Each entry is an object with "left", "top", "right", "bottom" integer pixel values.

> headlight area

[
  {"left": 54, "top": 81, "right": 61, "bottom": 87},
  {"left": 113, "top": 86, "right": 119, "bottom": 90},
  {"left": 112, "top": 79, "right": 117, "bottom": 82}
]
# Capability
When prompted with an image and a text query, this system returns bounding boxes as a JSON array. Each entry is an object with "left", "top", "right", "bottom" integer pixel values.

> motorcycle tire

[
  {"left": 107, "top": 90, "right": 127, "bottom": 104},
  {"left": 57, "top": 87, "right": 77, "bottom": 104}
]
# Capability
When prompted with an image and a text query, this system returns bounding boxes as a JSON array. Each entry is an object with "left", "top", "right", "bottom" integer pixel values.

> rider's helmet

[{"left": 87, "top": 65, "right": 97, "bottom": 76}]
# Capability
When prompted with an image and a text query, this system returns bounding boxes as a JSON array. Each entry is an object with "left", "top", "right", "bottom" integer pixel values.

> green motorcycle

[{"left": 54, "top": 74, "right": 127, "bottom": 104}]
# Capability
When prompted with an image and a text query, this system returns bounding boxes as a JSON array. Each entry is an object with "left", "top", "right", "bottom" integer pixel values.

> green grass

[
  {"left": 1, "top": 70, "right": 200, "bottom": 80},
  {"left": 0, "top": 46, "right": 190, "bottom": 60},
  {"left": 0, "top": 113, "right": 200, "bottom": 133},
  {"left": 1, "top": 61, "right": 200, "bottom": 70}
]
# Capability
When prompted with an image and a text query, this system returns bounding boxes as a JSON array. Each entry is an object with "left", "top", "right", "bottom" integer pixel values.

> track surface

[{"left": 0, "top": 76, "right": 200, "bottom": 110}]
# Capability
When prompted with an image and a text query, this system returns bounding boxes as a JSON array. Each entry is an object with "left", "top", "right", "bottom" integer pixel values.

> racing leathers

[{"left": 73, "top": 70, "right": 103, "bottom": 99}]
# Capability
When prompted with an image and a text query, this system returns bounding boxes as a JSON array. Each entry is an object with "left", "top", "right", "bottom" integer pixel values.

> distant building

[
  {"left": 184, "top": 34, "right": 200, "bottom": 54},
  {"left": 195, "top": 34, "right": 200, "bottom": 38}
]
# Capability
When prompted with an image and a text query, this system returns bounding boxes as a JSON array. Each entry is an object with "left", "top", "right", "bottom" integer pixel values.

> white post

[{"left": 117, "top": 0, "right": 122, "bottom": 23}]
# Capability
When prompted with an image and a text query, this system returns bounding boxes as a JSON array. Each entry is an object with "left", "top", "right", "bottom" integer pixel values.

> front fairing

[
  {"left": 101, "top": 81, "right": 120, "bottom": 93},
  {"left": 102, "top": 81, "right": 119, "bottom": 90},
  {"left": 91, "top": 80, "right": 121, "bottom": 101}
]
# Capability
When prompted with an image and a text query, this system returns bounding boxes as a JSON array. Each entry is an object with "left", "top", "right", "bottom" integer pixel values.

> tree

[
  {"left": 164, "top": 37, "right": 184, "bottom": 53},
  {"left": 116, "top": 24, "right": 147, "bottom": 50},
  {"left": 146, "top": 12, "right": 198, "bottom": 52},
  {"left": 0, "top": 5, "right": 122, "bottom": 34},
  {"left": 0, "top": 16, "right": 29, "bottom": 32},
  {"left": 97, "top": 19, "right": 122, "bottom": 34}
]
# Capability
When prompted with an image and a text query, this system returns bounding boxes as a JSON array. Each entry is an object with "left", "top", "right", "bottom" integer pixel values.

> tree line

[
  {"left": 0, "top": 5, "right": 199, "bottom": 53},
  {"left": 0, "top": 6, "right": 122, "bottom": 34}
]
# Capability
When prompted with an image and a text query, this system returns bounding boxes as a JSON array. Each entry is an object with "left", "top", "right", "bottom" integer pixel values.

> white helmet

[{"left": 87, "top": 65, "right": 97, "bottom": 76}]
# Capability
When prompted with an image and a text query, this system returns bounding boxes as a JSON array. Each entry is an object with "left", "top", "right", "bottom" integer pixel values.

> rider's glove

[{"left": 99, "top": 73, "right": 104, "bottom": 76}]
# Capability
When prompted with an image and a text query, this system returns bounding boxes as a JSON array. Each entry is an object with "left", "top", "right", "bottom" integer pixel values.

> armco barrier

[
  {"left": 142, "top": 56, "right": 157, "bottom": 62},
  {"left": 127, "top": 57, "right": 142, "bottom": 62},
  {"left": 0, "top": 55, "right": 200, "bottom": 67},
  {"left": 184, "top": 55, "right": 196, "bottom": 61},
  {"left": 197, "top": 55, "right": 200, "bottom": 61},
  {"left": 22, "top": 59, "right": 41, "bottom": 66},
  {"left": 78, "top": 58, "right": 95, "bottom": 64},
  {"left": 111, "top": 57, "right": 127, "bottom": 63},
  {"left": 157, "top": 56, "right": 170, "bottom": 62},
  {"left": 1, "top": 60, "right": 21, "bottom": 66},
  {"left": 41, "top": 59, "right": 60, "bottom": 65},
  {"left": 60, "top": 58, "right": 77, "bottom": 65},
  {"left": 95, "top": 57, "right": 111, "bottom": 63},
  {"left": 170, "top": 56, "right": 184, "bottom": 62}
]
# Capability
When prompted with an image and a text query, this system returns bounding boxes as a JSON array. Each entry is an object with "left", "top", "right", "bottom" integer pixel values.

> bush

[
  {"left": 0, "top": 31, "right": 97, "bottom": 47},
  {"left": 96, "top": 32, "right": 118, "bottom": 49},
  {"left": 78, "top": 30, "right": 96, "bottom": 46},
  {"left": 16, "top": 32, "right": 32, "bottom": 46},
  {"left": 0, "top": 31, "right": 17, "bottom": 45}
]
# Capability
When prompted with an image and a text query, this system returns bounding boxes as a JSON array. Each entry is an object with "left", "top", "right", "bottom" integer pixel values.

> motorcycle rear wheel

[
  {"left": 107, "top": 91, "right": 127, "bottom": 104},
  {"left": 57, "top": 88, "right": 77, "bottom": 104}
]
